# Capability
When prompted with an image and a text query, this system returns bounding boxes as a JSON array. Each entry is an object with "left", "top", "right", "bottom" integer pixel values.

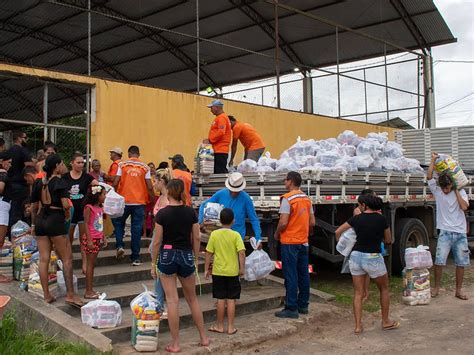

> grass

[
  {"left": 0, "top": 312, "right": 106, "bottom": 355},
  {"left": 313, "top": 265, "right": 474, "bottom": 313}
]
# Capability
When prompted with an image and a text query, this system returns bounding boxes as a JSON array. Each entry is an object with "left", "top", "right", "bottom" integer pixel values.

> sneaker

[
  {"left": 274, "top": 308, "right": 299, "bottom": 319},
  {"left": 298, "top": 307, "right": 309, "bottom": 315},
  {"left": 132, "top": 260, "right": 142, "bottom": 266},
  {"left": 116, "top": 248, "right": 125, "bottom": 259}
]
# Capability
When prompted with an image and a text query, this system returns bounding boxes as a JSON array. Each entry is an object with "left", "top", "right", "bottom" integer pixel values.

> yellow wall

[{"left": 0, "top": 63, "right": 396, "bottom": 167}]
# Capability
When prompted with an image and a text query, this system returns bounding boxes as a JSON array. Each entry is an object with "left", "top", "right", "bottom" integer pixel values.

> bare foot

[
  {"left": 362, "top": 295, "right": 369, "bottom": 303},
  {"left": 84, "top": 291, "right": 101, "bottom": 299},
  {"left": 199, "top": 337, "right": 211, "bottom": 347},
  {"left": 455, "top": 293, "right": 468, "bottom": 300},
  {"left": 44, "top": 295, "right": 56, "bottom": 304},
  {"left": 165, "top": 344, "right": 181, "bottom": 353},
  {"left": 354, "top": 325, "right": 363, "bottom": 335},
  {"left": 431, "top": 288, "right": 439, "bottom": 298}
]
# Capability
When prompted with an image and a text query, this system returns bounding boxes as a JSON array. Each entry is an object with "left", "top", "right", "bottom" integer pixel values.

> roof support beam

[
  {"left": 0, "top": 21, "right": 129, "bottom": 80},
  {"left": 390, "top": 0, "right": 428, "bottom": 55},
  {"left": 228, "top": 0, "right": 306, "bottom": 74}
]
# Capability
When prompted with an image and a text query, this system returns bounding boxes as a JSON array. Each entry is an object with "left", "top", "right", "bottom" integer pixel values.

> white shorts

[{"left": 0, "top": 199, "right": 11, "bottom": 226}]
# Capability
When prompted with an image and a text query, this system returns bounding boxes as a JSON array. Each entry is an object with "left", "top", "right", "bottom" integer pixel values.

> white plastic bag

[
  {"left": 203, "top": 202, "right": 224, "bottom": 222},
  {"left": 81, "top": 293, "right": 122, "bottom": 328},
  {"left": 245, "top": 237, "right": 275, "bottom": 281},
  {"left": 11, "top": 220, "right": 30, "bottom": 239},
  {"left": 316, "top": 151, "right": 340, "bottom": 167},
  {"left": 434, "top": 154, "right": 468, "bottom": 188},
  {"left": 104, "top": 189, "right": 125, "bottom": 218},
  {"left": 256, "top": 165, "right": 275, "bottom": 173},
  {"left": 237, "top": 159, "right": 258, "bottom": 173},
  {"left": 355, "top": 155, "right": 374, "bottom": 170},
  {"left": 404, "top": 245, "right": 433, "bottom": 269},
  {"left": 336, "top": 228, "right": 357, "bottom": 257},
  {"left": 337, "top": 130, "right": 360, "bottom": 146},
  {"left": 57, "top": 270, "right": 78, "bottom": 297},
  {"left": 382, "top": 141, "right": 404, "bottom": 159},
  {"left": 356, "top": 139, "right": 382, "bottom": 159},
  {"left": 275, "top": 158, "right": 300, "bottom": 172},
  {"left": 257, "top": 152, "right": 277, "bottom": 169},
  {"left": 366, "top": 132, "right": 388, "bottom": 144}
]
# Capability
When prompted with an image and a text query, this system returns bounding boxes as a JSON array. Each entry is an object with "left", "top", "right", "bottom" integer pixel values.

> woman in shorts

[
  {"left": 31, "top": 154, "right": 83, "bottom": 307},
  {"left": 336, "top": 194, "right": 398, "bottom": 335},
  {"left": 150, "top": 179, "right": 209, "bottom": 353}
]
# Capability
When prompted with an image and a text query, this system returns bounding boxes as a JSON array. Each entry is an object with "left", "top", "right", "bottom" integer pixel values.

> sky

[
  {"left": 211, "top": 0, "right": 474, "bottom": 129},
  {"left": 431, "top": 0, "right": 474, "bottom": 127}
]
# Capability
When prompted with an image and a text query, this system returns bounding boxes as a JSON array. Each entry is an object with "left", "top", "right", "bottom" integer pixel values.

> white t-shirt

[{"left": 428, "top": 178, "right": 468, "bottom": 234}]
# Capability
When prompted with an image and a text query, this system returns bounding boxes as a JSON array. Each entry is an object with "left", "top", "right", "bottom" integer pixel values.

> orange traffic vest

[{"left": 280, "top": 190, "right": 312, "bottom": 244}]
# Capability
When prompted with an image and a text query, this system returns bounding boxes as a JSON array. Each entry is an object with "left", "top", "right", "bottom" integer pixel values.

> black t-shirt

[
  {"left": 7, "top": 145, "right": 32, "bottom": 185},
  {"left": 155, "top": 205, "right": 198, "bottom": 250},
  {"left": 31, "top": 177, "right": 70, "bottom": 208},
  {"left": 0, "top": 171, "right": 8, "bottom": 198},
  {"left": 348, "top": 212, "right": 388, "bottom": 253},
  {"left": 62, "top": 172, "right": 94, "bottom": 210}
]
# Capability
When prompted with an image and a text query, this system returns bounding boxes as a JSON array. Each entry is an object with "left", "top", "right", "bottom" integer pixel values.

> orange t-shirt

[
  {"left": 280, "top": 190, "right": 312, "bottom": 244},
  {"left": 36, "top": 171, "right": 46, "bottom": 179},
  {"left": 232, "top": 121, "right": 265, "bottom": 151},
  {"left": 116, "top": 158, "right": 151, "bottom": 205},
  {"left": 208, "top": 113, "right": 231, "bottom": 154},
  {"left": 107, "top": 160, "right": 120, "bottom": 186},
  {"left": 173, "top": 169, "right": 192, "bottom": 206}
]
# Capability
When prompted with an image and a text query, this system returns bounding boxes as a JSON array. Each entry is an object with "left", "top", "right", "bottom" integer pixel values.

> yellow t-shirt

[{"left": 206, "top": 228, "right": 245, "bottom": 277}]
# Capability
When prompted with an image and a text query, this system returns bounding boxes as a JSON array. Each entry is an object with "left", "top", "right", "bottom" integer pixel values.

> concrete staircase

[{"left": 56, "top": 237, "right": 287, "bottom": 352}]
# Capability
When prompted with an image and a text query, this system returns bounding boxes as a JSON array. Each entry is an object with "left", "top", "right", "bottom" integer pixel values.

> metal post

[
  {"left": 86, "top": 89, "right": 91, "bottom": 170},
  {"left": 43, "top": 83, "right": 48, "bottom": 142},
  {"left": 336, "top": 27, "right": 341, "bottom": 117},
  {"left": 363, "top": 68, "right": 368, "bottom": 123},
  {"left": 274, "top": 0, "right": 281, "bottom": 109},
  {"left": 384, "top": 45, "right": 389, "bottom": 123},
  {"left": 302, "top": 71, "right": 313, "bottom": 113},
  {"left": 196, "top": 0, "right": 200, "bottom": 93},
  {"left": 87, "top": 0, "right": 91, "bottom": 76},
  {"left": 261, "top": 86, "right": 264, "bottom": 105},
  {"left": 417, "top": 56, "right": 421, "bottom": 129},
  {"left": 423, "top": 53, "right": 436, "bottom": 128}
]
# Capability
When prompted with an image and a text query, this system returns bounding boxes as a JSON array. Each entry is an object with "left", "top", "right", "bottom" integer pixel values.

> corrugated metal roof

[{"left": 0, "top": 0, "right": 456, "bottom": 93}]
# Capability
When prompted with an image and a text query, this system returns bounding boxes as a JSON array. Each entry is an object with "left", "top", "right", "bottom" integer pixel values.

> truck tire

[{"left": 392, "top": 218, "right": 429, "bottom": 274}]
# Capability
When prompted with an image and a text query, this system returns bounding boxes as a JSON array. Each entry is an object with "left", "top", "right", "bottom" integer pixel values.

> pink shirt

[
  {"left": 85, "top": 204, "right": 104, "bottom": 240},
  {"left": 153, "top": 195, "right": 169, "bottom": 216}
]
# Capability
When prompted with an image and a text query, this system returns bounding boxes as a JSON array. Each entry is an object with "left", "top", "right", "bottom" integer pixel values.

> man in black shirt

[{"left": 6, "top": 131, "right": 34, "bottom": 226}]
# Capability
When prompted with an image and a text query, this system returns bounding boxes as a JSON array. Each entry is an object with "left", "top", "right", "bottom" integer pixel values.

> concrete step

[
  {"left": 72, "top": 247, "right": 152, "bottom": 269},
  {"left": 100, "top": 283, "right": 284, "bottom": 344},
  {"left": 73, "top": 261, "right": 207, "bottom": 289},
  {"left": 72, "top": 238, "right": 152, "bottom": 253}
]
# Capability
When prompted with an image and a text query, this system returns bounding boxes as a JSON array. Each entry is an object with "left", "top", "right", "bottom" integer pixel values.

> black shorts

[
  {"left": 212, "top": 275, "right": 241, "bottom": 300},
  {"left": 35, "top": 209, "right": 67, "bottom": 237},
  {"left": 213, "top": 153, "right": 228, "bottom": 174},
  {"left": 71, "top": 203, "right": 84, "bottom": 224}
]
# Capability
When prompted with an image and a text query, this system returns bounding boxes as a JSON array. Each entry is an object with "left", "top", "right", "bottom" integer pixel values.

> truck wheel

[{"left": 392, "top": 218, "right": 429, "bottom": 274}]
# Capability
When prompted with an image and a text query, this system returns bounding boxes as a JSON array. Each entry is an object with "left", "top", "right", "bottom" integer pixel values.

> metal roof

[{"left": 0, "top": 0, "right": 456, "bottom": 92}]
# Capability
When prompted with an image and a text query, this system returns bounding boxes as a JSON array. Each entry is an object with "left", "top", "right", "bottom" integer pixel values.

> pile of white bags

[
  {"left": 244, "top": 238, "right": 275, "bottom": 281},
  {"left": 336, "top": 228, "right": 357, "bottom": 257},
  {"left": 104, "top": 188, "right": 125, "bottom": 218},
  {"left": 130, "top": 285, "right": 163, "bottom": 352},
  {"left": 402, "top": 245, "right": 432, "bottom": 306},
  {"left": 81, "top": 293, "right": 122, "bottom": 328},
  {"left": 236, "top": 130, "right": 424, "bottom": 174}
]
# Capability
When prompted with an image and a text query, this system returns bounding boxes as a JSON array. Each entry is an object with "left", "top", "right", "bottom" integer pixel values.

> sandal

[
  {"left": 455, "top": 294, "right": 468, "bottom": 300},
  {"left": 208, "top": 325, "right": 224, "bottom": 334},
  {"left": 65, "top": 300, "right": 84, "bottom": 309},
  {"left": 84, "top": 291, "right": 102, "bottom": 300},
  {"left": 354, "top": 326, "right": 363, "bottom": 335},
  {"left": 228, "top": 328, "right": 238, "bottom": 335},
  {"left": 382, "top": 321, "right": 400, "bottom": 331}
]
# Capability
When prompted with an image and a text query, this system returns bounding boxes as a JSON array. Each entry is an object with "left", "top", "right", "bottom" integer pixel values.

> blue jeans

[
  {"left": 281, "top": 244, "right": 310, "bottom": 311},
  {"left": 112, "top": 204, "right": 145, "bottom": 261},
  {"left": 158, "top": 249, "right": 195, "bottom": 278},
  {"left": 435, "top": 230, "right": 471, "bottom": 267}
]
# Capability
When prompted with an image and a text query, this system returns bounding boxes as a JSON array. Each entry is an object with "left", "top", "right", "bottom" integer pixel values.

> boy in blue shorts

[{"left": 205, "top": 208, "right": 246, "bottom": 335}]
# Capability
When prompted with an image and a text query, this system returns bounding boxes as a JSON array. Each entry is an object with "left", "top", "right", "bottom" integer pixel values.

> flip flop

[
  {"left": 431, "top": 289, "right": 439, "bottom": 298},
  {"left": 165, "top": 344, "right": 181, "bottom": 353},
  {"left": 44, "top": 296, "right": 56, "bottom": 304},
  {"left": 208, "top": 325, "right": 224, "bottom": 334},
  {"left": 84, "top": 292, "right": 102, "bottom": 300},
  {"left": 455, "top": 294, "right": 468, "bottom": 300},
  {"left": 354, "top": 326, "right": 363, "bottom": 335},
  {"left": 228, "top": 328, "right": 238, "bottom": 335},
  {"left": 65, "top": 300, "right": 84, "bottom": 309},
  {"left": 382, "top": 321, "right": 400, "bottom": 331}
]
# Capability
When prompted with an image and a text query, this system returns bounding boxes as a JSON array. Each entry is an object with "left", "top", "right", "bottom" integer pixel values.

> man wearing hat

[
  {"left": 105, "top": 147, "right": 123, "bottom": 185},
  {"left": 198, "top": 172, "right": 262, "bottom": 244},
  {"left": 169, "top": 154, "right": 192, "bottom": 206},
  {"left": 203, "top": 99, "right": 231, "bottom": 174}
]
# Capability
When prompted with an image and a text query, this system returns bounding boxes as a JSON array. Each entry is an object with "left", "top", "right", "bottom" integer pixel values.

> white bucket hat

[{"left": 225, "top": 172, "right": 247, "bottom": 192}]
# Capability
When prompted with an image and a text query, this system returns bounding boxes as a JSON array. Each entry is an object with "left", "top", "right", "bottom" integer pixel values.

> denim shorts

[
  {"left": 158, "top": 249, "right": 195, "bottom": 278},
  {"left": 435, "top": 230, "right": 471, "bottom": 267},
  {"left": 349, "top": 251, "right": 387, "bottom": 279}
]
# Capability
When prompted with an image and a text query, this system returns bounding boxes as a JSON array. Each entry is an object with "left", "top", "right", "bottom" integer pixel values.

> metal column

[
  {"left": 363, "top": 68, "right": 368, "bottom": 123},
  {"left": 274, "top": 0, "right": 281, "bottom": 109},
  {"left": 87, "top": 0, "right": 91, "bottom": 76},
  {"left": 196, "top": 0, "right": 200, "bottom": 93},
  {"left": 302, "top": 71, "right": 313, "bottom": 113},
  {"left": 417, "top": 56, "right": 421, "bottom": 129},
  {"left": 86, "top": 89, "right": 91, "bottom": 170},
  {"left": 336, "top": 27, "right": 341, "bottom": 117},
  {"left": 43, "top": 83, "right": 48, "bottom": 142},
  {"left": 423, "top": 53, "right": 436, "bottom": 128},
  {"left": 384, "top": 45, "right": 390, "bottom": 123}
]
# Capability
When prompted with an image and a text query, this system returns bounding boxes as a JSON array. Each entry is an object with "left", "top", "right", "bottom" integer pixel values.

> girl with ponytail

[{"left": 30, "top": 154, "right": 83, "bottom": 308}]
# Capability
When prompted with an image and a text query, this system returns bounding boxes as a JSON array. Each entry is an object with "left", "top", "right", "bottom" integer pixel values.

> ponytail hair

[
  {"left": 43, "top": 154, "right": 62, "bottom": 179},
  {"left": 166, "top": 178, "right": 187, "bottom": 204},
  {"left": 156, "top": 168, "right": 172, "bottom": 185},
  {"left": 358, "top": 194, "right": 383, "bottom": 211}
]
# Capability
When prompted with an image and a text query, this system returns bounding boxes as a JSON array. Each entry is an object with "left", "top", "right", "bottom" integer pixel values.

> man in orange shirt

[
  {"left": 228, "top": 116, "right": 265, "bottom": 166},
  {"left": 274, "top": 171, "right": 315, "bottom": 319},
  {"left": 169, "top": 154, "right": 192, "bottom": 206},
  {"left": 105, "top": 147, "right": 123, "bottom": 185},
  {"left": 113, "top": 145, "right": 154, "bottom": 265},
  {"left": 203, "top": 99, "right": 231, "bottom": 174}
]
